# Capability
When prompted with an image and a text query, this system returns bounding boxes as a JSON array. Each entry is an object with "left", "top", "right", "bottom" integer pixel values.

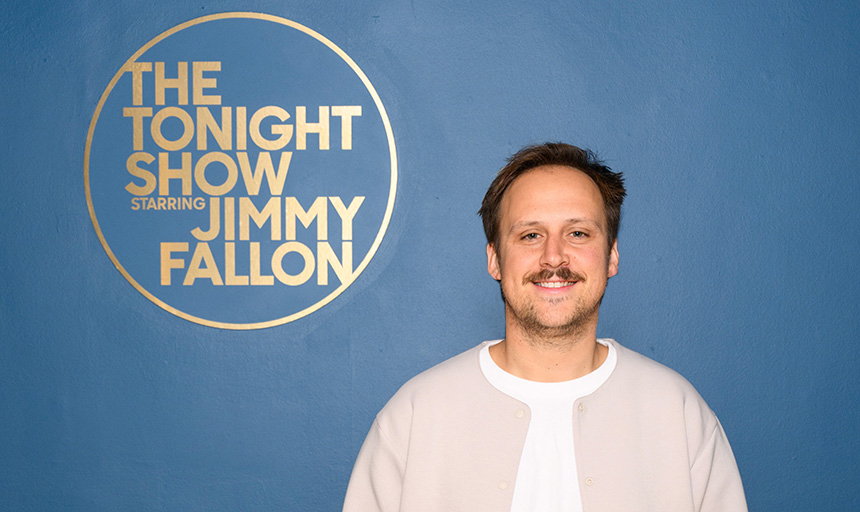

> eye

[
  {"left": 570, "top": 230, "right": 587, "bottom": 238},
  {"left": 522, "top": 232, "right": 540, "bottom": 241}
]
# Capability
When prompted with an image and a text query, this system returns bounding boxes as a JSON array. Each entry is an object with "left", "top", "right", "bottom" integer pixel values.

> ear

[
  {"left": 607, "top": 239, "right": 619, "bottom": 278},
  {"left": 487, "top": 243, "right": 502, "bottom": 281}
]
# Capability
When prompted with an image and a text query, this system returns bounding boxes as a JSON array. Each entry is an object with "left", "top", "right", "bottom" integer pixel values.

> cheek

[
  {"left": 500, "top": 249, "right": 540, "bottom": 275},
  {"left": 573, "top": 247, "right": 611, "bottom": 269}
]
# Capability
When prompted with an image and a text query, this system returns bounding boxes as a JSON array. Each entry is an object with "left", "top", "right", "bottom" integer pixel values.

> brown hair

[{"left": 478, "top": 142, "right": 626, "bottom": 250}]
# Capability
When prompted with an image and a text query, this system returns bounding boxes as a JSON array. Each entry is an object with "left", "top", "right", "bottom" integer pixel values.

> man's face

[{"left": 487, "top": 165, "right": 619, "bottom": 338}]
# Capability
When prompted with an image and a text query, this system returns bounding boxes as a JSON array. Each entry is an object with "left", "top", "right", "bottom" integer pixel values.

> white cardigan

[{"left": 344, "top": 339, "right": 747, "bottom": 512}]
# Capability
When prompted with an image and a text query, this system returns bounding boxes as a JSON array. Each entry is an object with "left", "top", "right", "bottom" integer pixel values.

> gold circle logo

[{"left": 85, "top": 13, "right": 397, "bottom": 329}]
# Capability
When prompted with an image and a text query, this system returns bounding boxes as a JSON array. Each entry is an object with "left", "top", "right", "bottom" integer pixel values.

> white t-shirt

[{"left": 479, "top": 339, "right": 617, "bottom": 512}]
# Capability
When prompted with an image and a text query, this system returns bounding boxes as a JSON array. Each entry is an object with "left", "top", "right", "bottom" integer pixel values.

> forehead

[{"left": 499, "top": 165, "right": 605, "bottom": 228}]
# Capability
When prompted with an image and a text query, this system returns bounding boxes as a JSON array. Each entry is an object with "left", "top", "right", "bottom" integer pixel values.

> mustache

[{"left": 522, "top": 267, "right": 585, "bottom": 285}]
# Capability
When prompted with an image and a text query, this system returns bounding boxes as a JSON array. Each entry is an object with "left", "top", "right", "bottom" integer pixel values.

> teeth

[{"left": 535, "top": 281, "right": 574, "bottom": 288}]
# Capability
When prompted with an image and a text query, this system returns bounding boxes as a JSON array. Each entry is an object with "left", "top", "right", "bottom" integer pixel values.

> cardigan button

[
  {"left": 514, "top": 409, "right": 525, "bottom": 418},
  {"left": 585, "top": 477, "right": 594, "bottom": 486},
  {"left": 498, "top": 480, "right": 509, "bottom": 490},
  {"left": 578, "top": 403, "right": 585, "bottom": 413}
]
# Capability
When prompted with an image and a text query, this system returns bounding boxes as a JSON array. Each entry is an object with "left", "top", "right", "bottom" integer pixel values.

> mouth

[{"left": 534, "top": 281, "right": 577, "bottom": 288}]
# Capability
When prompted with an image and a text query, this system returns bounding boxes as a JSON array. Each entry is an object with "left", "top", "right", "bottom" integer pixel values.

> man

[{"left": 343, "top": 143, "right": 747, "bottom": 511}]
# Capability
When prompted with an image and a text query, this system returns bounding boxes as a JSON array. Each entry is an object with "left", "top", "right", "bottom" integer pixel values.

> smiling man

[{"left": 343, "top": 143, "right": 747, "bottom": 512}]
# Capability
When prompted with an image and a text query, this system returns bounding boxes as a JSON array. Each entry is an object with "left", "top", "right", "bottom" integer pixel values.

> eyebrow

[{"left": 507, "top": 218, "right": 605, "bottom": 233}]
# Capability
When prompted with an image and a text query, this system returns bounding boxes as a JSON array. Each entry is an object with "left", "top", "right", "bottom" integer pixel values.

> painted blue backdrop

[{"left": 2, "top": 1, "right": 858, "bottom": 510}]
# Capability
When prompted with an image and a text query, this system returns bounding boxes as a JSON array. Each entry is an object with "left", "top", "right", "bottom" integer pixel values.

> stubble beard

[{"left": 500, "top": 267, "right": 606, "bottom": 348}]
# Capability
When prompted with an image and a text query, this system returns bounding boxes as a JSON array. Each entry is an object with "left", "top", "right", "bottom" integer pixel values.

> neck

[{"left": 490, "top": 319, "right": 607, "bottom": 382}]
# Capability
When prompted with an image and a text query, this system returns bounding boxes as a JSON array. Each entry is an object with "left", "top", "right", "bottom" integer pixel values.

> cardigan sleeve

[
  {"left": 690, "top": 420, "right": 748, "bottom": 512},
  {"left": 342, "top": 419, "right": 406, "bottom": 512}
]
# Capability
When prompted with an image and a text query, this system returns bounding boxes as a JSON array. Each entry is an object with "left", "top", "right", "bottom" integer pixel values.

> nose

[{"left": 540, "top": 234, "right": 569, "bottom": 268}]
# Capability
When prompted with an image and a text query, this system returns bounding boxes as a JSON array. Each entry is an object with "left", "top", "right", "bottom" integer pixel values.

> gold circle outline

[{"left": 84, "top": 12, "right": 398, "bottom": 330}]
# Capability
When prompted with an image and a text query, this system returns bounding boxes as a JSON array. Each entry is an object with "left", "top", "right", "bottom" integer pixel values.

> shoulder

[
  {"left": 601, "top": 339, "right": 718, "bottom": 428},
  {"left": 608, "top": 339, "right": 704, "bottom": 395},
  {"left": 578, "top": 342, "right": 747, "bottom": 509},
  {"left": 403, "top": 341, "right": 490, "bottom": 389},
  {"left": 370, "top": 341, "right": 516, "bottom": 455},
  {"left": 380, "top": 341, "right": 495, "bottom": 416}
]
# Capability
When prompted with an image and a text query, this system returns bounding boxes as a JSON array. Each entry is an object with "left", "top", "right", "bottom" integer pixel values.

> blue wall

[{"left": 2, "top": 1, "right": 858, "bottom": 510}]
